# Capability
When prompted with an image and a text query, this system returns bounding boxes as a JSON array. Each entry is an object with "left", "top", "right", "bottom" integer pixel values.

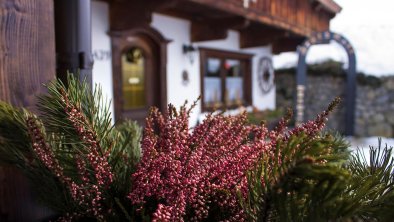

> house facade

[
  {"left": 0, "top": 1, "right": 341, "bottom": 220},
  {"left": 90, "top": 0, "right": 341, "bottom": 125}
]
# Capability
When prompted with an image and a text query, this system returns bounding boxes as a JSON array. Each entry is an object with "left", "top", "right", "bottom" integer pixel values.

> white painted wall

[
  {"left": 91, "top": 1, "right": 114, "bottom": 121},
  {"left": 151, "top": 14, "right": 202, "bottom": 125},
  {"left": 243, "top": 47, "right": 276, "bottom": 110},
  {"left": 90, "top": 6, "right": 275, "bottom": 126}
]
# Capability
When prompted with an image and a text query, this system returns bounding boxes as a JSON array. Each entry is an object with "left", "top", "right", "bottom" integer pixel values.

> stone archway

[{"left": 296, "top": 31, "right": 356, "bottom": 135}]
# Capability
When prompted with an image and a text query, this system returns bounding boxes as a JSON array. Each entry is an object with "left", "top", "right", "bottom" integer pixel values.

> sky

[{"left": 273, "top": 0, "right": 394, "bottom": 76}]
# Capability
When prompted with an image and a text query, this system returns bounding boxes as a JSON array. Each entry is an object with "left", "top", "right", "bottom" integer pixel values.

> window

[
  {"left": 121, "top": 47, "right": 146, "bottom": 109},
  {"left": 200, "top": 48, "right": 252, "bottom": 111}
]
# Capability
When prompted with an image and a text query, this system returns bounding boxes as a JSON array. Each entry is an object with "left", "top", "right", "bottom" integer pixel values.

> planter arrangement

[{"left": 0, "top": 76, "right": 394, "bottom": 222}]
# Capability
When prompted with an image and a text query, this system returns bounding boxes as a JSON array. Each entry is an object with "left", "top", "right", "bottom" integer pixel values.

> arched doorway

[
  {"left": 110, "top": 26, "right": 168, "bottom": 124},
  {"left": 296, "top": 31, "right": 356, "bottom": 135}
]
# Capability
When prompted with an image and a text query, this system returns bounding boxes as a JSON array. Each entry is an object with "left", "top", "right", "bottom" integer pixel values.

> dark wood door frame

[{"left": 110, "top": 26, "right": 169, "bottom": 123}]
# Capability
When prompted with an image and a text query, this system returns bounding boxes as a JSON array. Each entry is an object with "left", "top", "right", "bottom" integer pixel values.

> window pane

[
  {"left": 204, "top": 58, "right": 222, "bottom": 108},
  {"left": 206, "top": 58, "right": 221, "bottom": 77},
  {"left": 121, "top": 48, "right": 146, "bottom": 109},
  {"left": 225, "top": 59, "right": 242, "bottom": 77},
  {"left": 225, "top": 59, "right": 243, "bottom": 106}
]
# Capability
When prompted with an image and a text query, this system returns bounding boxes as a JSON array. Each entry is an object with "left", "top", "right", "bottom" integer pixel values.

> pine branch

[
  {"left": 37, "top": 75, "right": 113, "bottom": 152},
  {"left": 241, "top": 133, "right": 350, "bottom": 222},
  {"left": 341, "top": 140, "right": 394, "bottom": 221},
  {"left": 0, "top": 101, "right": 32, "bottom": 167},
  {"left": 0, "top": 76, "right": 142, "bottom": 221},
  {"left": 240, "top": 98, "right": 352, "bottom": 222}
]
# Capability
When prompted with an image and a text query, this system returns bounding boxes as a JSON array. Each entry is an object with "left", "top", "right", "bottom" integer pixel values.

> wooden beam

[
  {"left": 191, "top": 17, "right": 250, "bottom": 42},
  {"left": 191, "top": 22, "right": 228, "bottom": 42},
  {"left": 313, "top": 0, "right": 342, "bottom": 15},
  {"left": 272, "top": 37, "right": 305, "bottom": 54},
  {"left": 0, "top": 0, "right": 55, "bottom": 109},
  {"left": 110, "top": 1, "right": 150, "bottom": 30},
  {"left": 200, "top": 17, "right": 250, "bottom": 30},
  {"left": 240, "top": 26, "right": 288, "bottom": 48},
  {"left": 0, "top": 0, "right": 56, "bottom": 221},
  {"left": 110, "top": 0, "right": 179, "bottom": 30}
]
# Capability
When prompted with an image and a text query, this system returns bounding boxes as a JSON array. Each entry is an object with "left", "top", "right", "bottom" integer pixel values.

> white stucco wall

[
  {"left": 92, "top": 1, "right": 114, "bottom": 121},
  {"left": 151, "top": 14, "right": 202, "bottom": 125},
  {"left": 243, "top": 47, "right": 276, "bottom": 110},
  {"left": 90, "top": 5, "right": 275, "bottom": 126}
]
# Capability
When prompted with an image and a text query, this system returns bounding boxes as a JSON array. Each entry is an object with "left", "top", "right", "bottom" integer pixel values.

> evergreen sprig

[
  {"left": 0, "top": 75, "right": 141, "bottom": 221},
  {"left": 241, "top": 134, "right": 394, "bottom": 222},
  {"left": 341, "top": 140, "right": 394, "bottom": 221}
]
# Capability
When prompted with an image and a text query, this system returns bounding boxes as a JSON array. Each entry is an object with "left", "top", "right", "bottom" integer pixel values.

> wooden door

[{"left": 112, "top": 30, "right": 167, "bottom": 125}]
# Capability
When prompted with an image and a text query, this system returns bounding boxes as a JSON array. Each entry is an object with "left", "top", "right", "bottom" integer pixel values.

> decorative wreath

[{"left": 257, "top": 57, "right": 275, "bottom": 94}]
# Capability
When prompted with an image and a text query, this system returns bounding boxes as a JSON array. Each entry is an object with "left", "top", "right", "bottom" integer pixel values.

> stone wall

[
  {"left": 355, "top": 77, "right": 394, "bottom": 137},
  {"left": 276, "top": 62, "right": 394, "bottom": 137}
]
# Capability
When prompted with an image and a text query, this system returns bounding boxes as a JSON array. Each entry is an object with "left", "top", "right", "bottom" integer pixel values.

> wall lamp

[{"left": 182, "top": 44, "right": 197, "bottom": 64}]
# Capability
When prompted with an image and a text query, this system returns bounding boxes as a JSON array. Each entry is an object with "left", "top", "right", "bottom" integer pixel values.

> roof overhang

[
  {"left": 106, "top": 0, "right": 342, "bottom": 54},
  {"left": 313, "top": 0, "right": 342, "bottom": 15}
]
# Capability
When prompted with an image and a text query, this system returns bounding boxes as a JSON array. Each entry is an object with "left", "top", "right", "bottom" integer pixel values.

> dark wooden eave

[
  {"left": 183, "top": 0, "right": 335, "bottom": 38},
  {"left": 191, "top": 16, "right": 250, "bottom": 42},
  {"left": 159, "top": 0, "right": 339, "bottom": 53},
  {"left": 107, "top": 0, "right": 179, "bottom": 30},
  {"left": 104, "top": 0, "right": 341, "bottom": 54}
]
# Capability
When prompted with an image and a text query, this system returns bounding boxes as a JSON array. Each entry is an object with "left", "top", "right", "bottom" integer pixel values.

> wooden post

[{"left": 0, "top": 0, "right": 56, "bottom": 221}]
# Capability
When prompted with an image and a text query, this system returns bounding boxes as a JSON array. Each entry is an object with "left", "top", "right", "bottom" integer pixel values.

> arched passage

[{"left": 296, "top": 31, "right": 356, "bottom": 135}]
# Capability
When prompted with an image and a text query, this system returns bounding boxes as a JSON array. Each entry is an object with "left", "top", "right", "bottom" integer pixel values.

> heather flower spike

[{"left": 129, "top": 97, "right": 340, "bottom": 221}]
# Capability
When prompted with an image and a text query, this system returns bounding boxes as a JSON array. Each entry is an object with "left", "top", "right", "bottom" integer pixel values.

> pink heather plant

[
  {"left": 0, "top": 76, "right": 343, "bottom": 221},
  {"left": 128, "top": 98, "right": 339, "bottom": 221}
]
